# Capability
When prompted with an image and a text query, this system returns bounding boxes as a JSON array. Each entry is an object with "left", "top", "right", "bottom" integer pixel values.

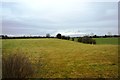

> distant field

[
  {"left": 2, "top": 39, "right": 118, "bottom": 78},
  {"left": 71, "top": 37, "right": 119, "bottom": 45},
  {"left": 93, "top": 38, "right": 119, "bottom": 45}
]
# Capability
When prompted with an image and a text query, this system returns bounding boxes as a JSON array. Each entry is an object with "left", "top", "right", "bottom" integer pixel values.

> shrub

[
  {"left": 89, "top": 39, "right": 93, "bottom": 44},
  {"left": 61, "top": 36, "right": 70, "bottom": 40},
  {"left": 67, "top": 36, "right": 70, "bottom": 40},
  {"left": 72, "top": 38, "right": 74, "bottom": 41},
  {"left": 92, "top": 39, "right": 96, "bottom": 44},
  {"left": 78, "top": 38, "right": 82, "bottom": 42},
  {"left": 61, "top": 36, "right": 66, "bottom": 40},
  {"left": 78, "top": 36, "right": 96, "bottom": 45},
  {"left": 81, "top": 37, "right": 90, "bottom": 43},
  {"left": 2, "top": 52, "right": 34, "bottom": 79}
]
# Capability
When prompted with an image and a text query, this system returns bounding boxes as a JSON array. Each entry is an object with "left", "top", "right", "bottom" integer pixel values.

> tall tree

[{"left": 56, "top": 33, "right": 61, "bottom": 39}]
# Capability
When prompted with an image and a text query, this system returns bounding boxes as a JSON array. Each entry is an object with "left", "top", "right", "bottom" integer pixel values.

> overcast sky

[{"left": 1, "top": 0, "right": 119, "bottom": 36}]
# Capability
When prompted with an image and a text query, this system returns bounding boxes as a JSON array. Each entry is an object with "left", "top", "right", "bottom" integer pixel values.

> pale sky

[{"left": 1, "top": 0, "right": 119, "bottom": 36}]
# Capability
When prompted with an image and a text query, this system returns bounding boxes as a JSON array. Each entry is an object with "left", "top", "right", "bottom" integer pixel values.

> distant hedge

[
  {"left": 72, "top": 38, "right": 74, "bottom": 41},
  {"left": 78, "top": 36, "right": 96, "bottom": 44}
]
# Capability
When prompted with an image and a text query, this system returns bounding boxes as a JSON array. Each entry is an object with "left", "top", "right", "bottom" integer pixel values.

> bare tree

[{"left": 46, "top": 33, "right": 50, "bottom": 38}]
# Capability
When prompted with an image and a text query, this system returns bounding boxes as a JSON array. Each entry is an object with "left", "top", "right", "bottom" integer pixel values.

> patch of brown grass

[{"left": 2, "top": 52, "right": 34, "bottom": 79}]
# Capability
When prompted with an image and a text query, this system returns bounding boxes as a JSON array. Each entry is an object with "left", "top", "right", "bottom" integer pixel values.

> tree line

[
  {"left": 56, "top": 33, "right": 96, "bottom": 44},
  {"left": 1, "top": 34, "right": 120, "bottom": 39},
  {"left": 1, "top": 34, "right": 120, "bottom": 45}
]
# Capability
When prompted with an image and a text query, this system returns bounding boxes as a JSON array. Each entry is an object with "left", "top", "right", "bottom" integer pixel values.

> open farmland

[
  {"left": 2, "top": 39, "right": 118, "bottom": 78},
  {"left": 93, "top": 38, "right": 119, "bottom": 45},
  {"left": 72, "top": 37, "right": 119, "bottom": 45}
]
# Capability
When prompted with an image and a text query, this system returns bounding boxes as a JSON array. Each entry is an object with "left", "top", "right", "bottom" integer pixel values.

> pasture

[
  {"left": 71, "top": 37, "right": 119, "bottom": 45},
  {"left": 93, "top": 38, "right": 119, "bottom": 45},
  {"left": 2, "top": 38, "right": 118, "bottom": 78}
]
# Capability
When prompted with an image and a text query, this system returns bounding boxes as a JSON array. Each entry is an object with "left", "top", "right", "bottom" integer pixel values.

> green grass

[
  {"left": 2, "top": 38, "right": 118, "bottom": 78},
  {"left": 93, "top": 38, "right": 119, "bottom": 45},
  {"left": 71, "top": 37, "right": 119, "bottom": 45}
]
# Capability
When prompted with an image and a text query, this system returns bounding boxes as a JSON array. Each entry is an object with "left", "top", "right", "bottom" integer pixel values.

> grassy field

[
  {"left": 71, "top": 37, "right": 119, "bottom": 45},
  {"left": 93, "top": 38, "right": 119, "bottom": 45},
  {"left": 2, "top": 38, "right": 118, "bottom": 78}
]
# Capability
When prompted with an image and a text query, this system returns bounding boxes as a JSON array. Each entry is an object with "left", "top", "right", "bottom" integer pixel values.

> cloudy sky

[{"left": 1, "top": 0, "right": 119, "bottom": 36}]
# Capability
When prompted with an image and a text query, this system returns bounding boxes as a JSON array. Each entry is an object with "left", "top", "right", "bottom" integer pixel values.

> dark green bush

[
  {"left": 78, "top": 36, "right": 96, "bottom": 45},
  {"left": 2, "top": 53, "right": 34, "bottom": 79},
  {"left": 78, "top": 38, "right": 82, "bottom": 42},
  {"left": 92, "top": 39, "right": 96, "bottom": 44},
  {"left": 67, "top": 36, "right": 70, "bottom": 40},
  {"left": 72, "top": 38, "right": 74, "bottom": 41},
  {"left": 89, "top": 39, "right": 93, "bottom": 44}
]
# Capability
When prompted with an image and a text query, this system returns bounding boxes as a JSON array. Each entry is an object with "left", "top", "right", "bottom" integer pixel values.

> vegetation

[
  {"left": 93, "top": 38, "right": 119, "bottom": 45},
  {"left": 72, "top": 38, "right": 74, "bottom": 41},
  {"left": 78, "top": 36, "right": 96, "bottom": 44},
  {"left": 61, "top": 36, "right": 70, "bottom": 40},
  {"left": 46, "top": 33, "right": 50, "bottom": 38},
  {"left": 71, "top": 37, "right": 119, "bottom": 45},
  {"left": 56, "top": 33, "right": 62, "bottom": 39},
  {"left": 2, "top": 52, "right": 34, "bottom": 79},
  {"left": 2, "top": 39, "right": 118, "bottom": 78},
  {"left": 1, "top": 34, "right": 120, "bottom": 39}
]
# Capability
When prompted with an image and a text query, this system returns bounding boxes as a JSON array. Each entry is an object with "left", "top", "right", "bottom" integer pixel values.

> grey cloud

[{"left": 2, "top": 1, "right": 118, "bottom": 36}]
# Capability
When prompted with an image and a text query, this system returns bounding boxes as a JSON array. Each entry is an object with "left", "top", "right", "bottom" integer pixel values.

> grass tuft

[{"left": 2, "top": 52, "right": 34, "bottom": 79}]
